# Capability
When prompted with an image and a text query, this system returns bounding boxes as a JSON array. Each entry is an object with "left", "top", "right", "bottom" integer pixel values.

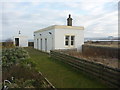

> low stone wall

[
  {"left": 2, "top": 42, "right": 34, "bottom": 47},
  {"left": 82, "top": 45, "right": 119, "bottom": 59},
  {"left": 85, "top": 41, "right": 119, "bottom": 45},
  {"left": 50, "top": 50, "right": 120, "bottom": 88}
]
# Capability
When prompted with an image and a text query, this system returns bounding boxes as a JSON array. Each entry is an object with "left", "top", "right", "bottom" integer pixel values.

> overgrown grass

[
  {"left": 25, "top": 47, "right": 108, "bottom": 88},
  {"left": 85, "top": 43, "right": 119, "bottom": 48}
]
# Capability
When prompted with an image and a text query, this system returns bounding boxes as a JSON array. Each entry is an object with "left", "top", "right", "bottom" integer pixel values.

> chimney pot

[{"left": 67, "top": 14, "right": 73, "bottom": 26}]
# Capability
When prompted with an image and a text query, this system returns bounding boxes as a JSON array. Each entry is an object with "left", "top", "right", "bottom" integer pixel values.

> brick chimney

[{"left": 67, "top": 14, "right": 73, "bottom": 26}]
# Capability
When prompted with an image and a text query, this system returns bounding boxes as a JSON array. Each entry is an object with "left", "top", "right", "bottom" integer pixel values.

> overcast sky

[{"left": 1, "top": 0, "right": 119, "bottom": 40}]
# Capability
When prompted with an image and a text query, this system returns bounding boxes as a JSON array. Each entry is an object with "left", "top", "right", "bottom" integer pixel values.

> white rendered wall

[
  {"left": 34, "top": 29, "right": 55, "bottom": 52},
  {"left": 54, "top": 28, "right": 84, "bottom": 51},
  {"left": 13, "top": 36, "right": 28, "bottom": 47}
]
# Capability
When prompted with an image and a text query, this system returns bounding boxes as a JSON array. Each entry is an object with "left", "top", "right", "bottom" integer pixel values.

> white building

[
  {"left": 34, "top": 15, "right": 84, "bottom": 52},
  {"left": 13, "top": 31, "right": 28, "bottom": 47}
]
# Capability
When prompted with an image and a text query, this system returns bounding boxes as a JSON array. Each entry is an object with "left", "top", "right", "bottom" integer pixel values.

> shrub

[
  {"left": 2, "top": 47, "right": 45, "bottom": 88},
  {"left": 2, "top": 47, "right": 29, "bottom": 68},
  {"left": 2, "top": 38, "right": 14, "bottom": 48},
  {"left": 2, "top": 65, "right": 44, "bottom": 88}
]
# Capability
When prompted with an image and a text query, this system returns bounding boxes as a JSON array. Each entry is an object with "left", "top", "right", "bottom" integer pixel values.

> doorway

[
  {"left": 37, "top": 39, "right": 39, "bottom": 49},
  {"left": 15, "top": 38, "right": 19, "bottom": 46},
  {"left": 45, "top": 38, "right": 47, "bottom": 52},
  {"left": 40, "top": 39, "right": 42, "bottom": 50}
]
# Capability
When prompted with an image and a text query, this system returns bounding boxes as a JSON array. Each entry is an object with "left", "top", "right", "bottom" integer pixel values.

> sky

[{"left": 0, "top": 0, "right": 119, "bottom": 41}]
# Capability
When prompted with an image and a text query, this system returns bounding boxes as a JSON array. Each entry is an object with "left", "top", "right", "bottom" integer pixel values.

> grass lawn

[{"left": 25, "top": 47, "right": 108, "bottom": 88}]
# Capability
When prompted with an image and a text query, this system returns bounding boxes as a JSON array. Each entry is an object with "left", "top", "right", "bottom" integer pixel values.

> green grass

[{"left": 25, "top": 47, "right": 108, "bottom": 88}]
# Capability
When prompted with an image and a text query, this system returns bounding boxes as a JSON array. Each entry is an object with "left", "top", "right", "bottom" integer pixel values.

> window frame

[
  {"left": 71, "top": 35, "right": 75, "bottom": 46},
  {"left": 65, "top": 35, "right": 70, "bottom": 46},
  {"left": 65, "top": 35, "right": 75, "bottom": 47}
]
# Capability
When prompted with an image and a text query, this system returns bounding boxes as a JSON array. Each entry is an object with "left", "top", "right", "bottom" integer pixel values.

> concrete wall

[
  {"left": 55, "top": 28, "right": 84, "bottom": 51},
  {"left": 34, "top": 29, "right": 55, "bottom": 52},
  {"left": 34, "top": 25, "right": 84, "bottom": 52},
  {"left": 13, "top": 36, "right": 28, "bottom": 47}
]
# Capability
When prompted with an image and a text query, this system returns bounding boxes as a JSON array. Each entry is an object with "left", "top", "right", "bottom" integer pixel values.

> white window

[
  {"left": 65, "top": 35, "right": 75, "bottom": 46},
  {"left": 71, "top": 36, "right": 75, "bottom": 46},
  {"left": 65, "top": 35, "right": 70, "bottom": 46}
]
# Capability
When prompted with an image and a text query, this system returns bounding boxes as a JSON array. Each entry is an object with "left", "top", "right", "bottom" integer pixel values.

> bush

[
  {"left": 2, "top": 38, "right": 14, "bottom": 48},
  {"left": 2, "top": 47, "right": 46, "bottom": 88},
  {"left": 2, "top": 47, "right": 29, "bottom": 68},
  {"left": 2, "top": 65, "right": 44, "bottom": 88}
]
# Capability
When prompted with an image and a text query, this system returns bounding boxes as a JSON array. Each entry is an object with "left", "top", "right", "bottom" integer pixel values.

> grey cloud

[{"left": 1, "top": 1, "right": 118, "bottom": 41}]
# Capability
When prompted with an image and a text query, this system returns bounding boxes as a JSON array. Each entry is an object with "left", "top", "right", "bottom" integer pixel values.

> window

[
  {"left": 65, "top": 36, "right": 70, "bottom": 46},
  {"left": 71, "top": 36, "right": 75, "bottom": 46},
  {"left": 65, "top": 35, "right": 75, "bottom": 46}
]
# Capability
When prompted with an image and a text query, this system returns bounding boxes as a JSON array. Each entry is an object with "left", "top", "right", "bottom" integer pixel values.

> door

[
  {"left": 37, "top": 39, "right": 39, "bottom": 49},
  {"left": 45, "top": 38, "right": 47, "bottom": 52},
  {"left": 40, "top": 39, "right": 42, "bottom": 50},
  {"left": 15, "top": 38, "right": 19, "bottom": 46}
]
